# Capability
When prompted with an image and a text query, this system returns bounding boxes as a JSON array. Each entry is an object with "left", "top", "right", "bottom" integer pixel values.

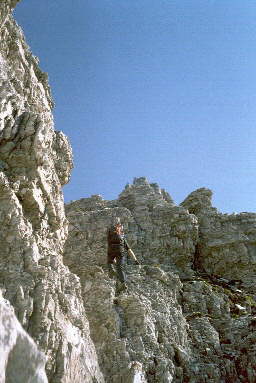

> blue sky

[{"left": 14, "top": 0, "right": 256, "bottom": 213}]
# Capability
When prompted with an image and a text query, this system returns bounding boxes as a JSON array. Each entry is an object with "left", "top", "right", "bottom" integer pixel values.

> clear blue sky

[{"left": 14, "top": 0, "right": 256, "bottom": 213}]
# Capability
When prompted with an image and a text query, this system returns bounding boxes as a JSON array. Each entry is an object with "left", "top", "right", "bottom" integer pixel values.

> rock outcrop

[
  {"left": 1, "top": 2, "right": 256, "bottom": 383},
  {"left": 0, "top": 2, "right": 103, "bottom": 382},
  {"left": 181, "top": 188, "right": 256, "bottom": 293},
  {"left": 0, "top": 291, "right": 48, "bottom": 383},
  {"left": 64, "top": 177, "right": 256, "bottom": 382}
]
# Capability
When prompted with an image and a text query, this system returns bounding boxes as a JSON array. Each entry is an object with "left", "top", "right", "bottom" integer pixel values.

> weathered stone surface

[
  {"left": 64, "top": 178, "right": 256, "bottom": 382},
  {"left": 118, "top": 177, "right": 198, "bottom": 275},
  {"left": 0, "top": 3, "right": 103, "bottom": 382},
  {"left": 0, "top": 291, "right": 48, "bottom": 383},
  {"left": 181, "top": 188, "right": 256, "bottom": 293}
]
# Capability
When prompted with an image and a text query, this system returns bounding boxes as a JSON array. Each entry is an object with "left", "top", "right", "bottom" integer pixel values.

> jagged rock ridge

[{"left": 64, "top": 177, "right": 256, "bottom": 382}]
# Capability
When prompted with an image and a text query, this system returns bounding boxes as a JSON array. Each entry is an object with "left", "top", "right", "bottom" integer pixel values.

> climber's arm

[{"left": 124, "top": 239, "right": 140, "bottom": 265}]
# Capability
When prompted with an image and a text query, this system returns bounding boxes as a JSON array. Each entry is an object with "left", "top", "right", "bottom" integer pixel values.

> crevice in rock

[{"left": 113, "top": 300, "right": 127, "bottom": 339}]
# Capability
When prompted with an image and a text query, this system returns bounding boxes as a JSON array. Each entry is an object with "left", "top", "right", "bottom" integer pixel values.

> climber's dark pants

[{"left": 107, "top": 248, "right": 126, "bottom": 283}]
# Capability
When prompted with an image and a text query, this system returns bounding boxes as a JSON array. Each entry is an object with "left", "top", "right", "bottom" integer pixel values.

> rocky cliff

[
  {"left": 64, "top": 177, "right": 256, "bottom": 382},
  {"left": 0, "top": 2, "right": 103, "bottom": 382},
  {"left": 1, "top": 2, "right": 256, "bottom": 383}
]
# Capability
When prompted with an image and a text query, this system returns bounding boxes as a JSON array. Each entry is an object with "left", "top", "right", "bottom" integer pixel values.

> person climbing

[{"left": 107, "top": 217, "right": 140, "bottom": 291}]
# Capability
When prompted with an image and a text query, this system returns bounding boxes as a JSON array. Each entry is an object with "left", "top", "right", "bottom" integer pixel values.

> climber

[{"left": 107, "top": 217, "right": 140, "bottom": 290}]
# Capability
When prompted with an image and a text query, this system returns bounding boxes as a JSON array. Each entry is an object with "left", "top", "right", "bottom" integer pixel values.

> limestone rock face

[
  {"left": 0, "top": 3, "right": 103, "bottom": 382},
  {"left": 181, "top": 188, "right": 256, "bottom": 293},
  {"left": 118, "top": 177, "right": 198, "bottom": 275},
  {"left": 0, "top": 292, "right": 48, "bottom": 383},
  {"left": 64, "top": 178, "right": 256, "bottom": 382}
]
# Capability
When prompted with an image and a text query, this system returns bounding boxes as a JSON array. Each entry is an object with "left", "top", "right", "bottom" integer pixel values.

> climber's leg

[
  {"left": 116, "top": 254, "right": 127, "bottom": 284},
  {"left": 107, "top": 251, "right": 116, "bottom": 277}
]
